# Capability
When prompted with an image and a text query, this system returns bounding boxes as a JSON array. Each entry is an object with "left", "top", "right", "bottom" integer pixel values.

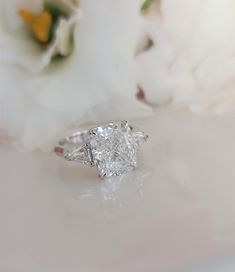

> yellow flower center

[{"left": 19, "top": 9, "right": 52, "bottom": 43}]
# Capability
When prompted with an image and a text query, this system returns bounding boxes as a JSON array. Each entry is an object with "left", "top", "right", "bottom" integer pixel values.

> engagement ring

[{"left": 54, "top": 121, "right": 148, "bottom": 179}]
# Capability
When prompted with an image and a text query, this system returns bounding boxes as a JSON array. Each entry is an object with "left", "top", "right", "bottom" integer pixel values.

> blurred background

[{"left": 2, "top": 0, "right": 235, "bottom": 150}]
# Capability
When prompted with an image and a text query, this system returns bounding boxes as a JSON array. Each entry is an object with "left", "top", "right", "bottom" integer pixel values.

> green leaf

[{"left": 140, "top": 0, "right": 153, "bottom": 14}]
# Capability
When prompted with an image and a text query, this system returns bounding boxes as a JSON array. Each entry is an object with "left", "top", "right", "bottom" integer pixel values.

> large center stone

[{"left": 89, "top": 121, "right": 138, "bottom": 178}]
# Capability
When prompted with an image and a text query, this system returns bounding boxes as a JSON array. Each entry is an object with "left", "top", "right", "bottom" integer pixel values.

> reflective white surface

[{"left": 0, "top": 109, "right": 235, "bottom": 272}]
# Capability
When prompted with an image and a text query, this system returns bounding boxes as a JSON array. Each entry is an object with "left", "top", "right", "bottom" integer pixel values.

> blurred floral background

[{"left": 1, "top": 0, "right": 235, "bottom": 151}]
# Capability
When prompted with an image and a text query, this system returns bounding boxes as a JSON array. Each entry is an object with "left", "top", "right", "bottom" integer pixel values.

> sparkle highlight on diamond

[{"left": 89, "top": 121, "right": 147, "bottom": 178}]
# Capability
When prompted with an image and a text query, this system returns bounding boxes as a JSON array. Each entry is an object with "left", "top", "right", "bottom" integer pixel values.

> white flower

[
  {"left": 2, "top": 0, "right": 235, "bottom": 151},
  {"left": 137, "top": 0, "right": 235, "bottom": 113},
  {"left": 0, "top": 0, "right": 153, "bottom": 151},
  {"left": 0, "top": 0, "right": 80, "bottom": 72}
]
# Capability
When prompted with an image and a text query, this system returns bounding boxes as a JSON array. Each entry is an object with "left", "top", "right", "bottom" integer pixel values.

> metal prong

[
  {"left": 121, "top": 120, "right": 128, "bottom": 126},
  {"left": 98, "top": 172, "right": 107, "bottom": 180},
  {"left": 89, "top": 129, "right": 97, "bottom": 136}
]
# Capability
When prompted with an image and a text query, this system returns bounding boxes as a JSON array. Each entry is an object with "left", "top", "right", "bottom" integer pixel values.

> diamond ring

[{"left": 54, "top": 121, "right": 148, "bottom": 179}]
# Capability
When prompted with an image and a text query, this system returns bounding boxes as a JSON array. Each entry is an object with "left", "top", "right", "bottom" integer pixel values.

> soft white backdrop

[{"left": 2, "top": 0, "right": 235, "bottom": 150}]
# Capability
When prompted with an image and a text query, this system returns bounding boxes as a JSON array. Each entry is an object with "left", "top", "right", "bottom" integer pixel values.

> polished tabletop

[{"left": 0, "top": 109, "right": 235, "bottom": 272}]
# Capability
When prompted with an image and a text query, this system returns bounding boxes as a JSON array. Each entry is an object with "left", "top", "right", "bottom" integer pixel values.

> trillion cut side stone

[
  {"left": 64, "top": 144, "right": 93, "bottom": 165},
  {"left": 131, "top": 131, "right": 149, "bottom": 148},
  {"left": 88, "top": 121, "right": 147, "bottom": 178}
]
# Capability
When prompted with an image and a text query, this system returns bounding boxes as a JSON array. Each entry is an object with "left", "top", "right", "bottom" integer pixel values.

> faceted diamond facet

[{"left": 89, "top": 121, "right": 147, "bottom": 178}]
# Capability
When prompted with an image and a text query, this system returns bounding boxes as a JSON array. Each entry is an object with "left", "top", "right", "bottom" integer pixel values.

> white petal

[
  {"left": 27, "top": 0, "right": 153, "bottom": 116},
  {"left": 0, "top": 32, "right": 48, "bottom": 73},
  {"left": 42, "top": 11, "right": 81, "bottom": 65},
  {"left": 137, "top": 0, "right": 235, "bottom": 113},
  {"left": 0, "top": 0, "right": 153, "bottom": 151}
]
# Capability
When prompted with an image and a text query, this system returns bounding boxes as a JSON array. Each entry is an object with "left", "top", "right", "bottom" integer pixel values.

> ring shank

[{"left": 54, "top": 130, "right": 89, "bottom": 157}]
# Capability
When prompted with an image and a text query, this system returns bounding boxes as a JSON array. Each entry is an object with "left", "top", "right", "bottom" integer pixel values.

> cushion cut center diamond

[{"left": 89, "top": 121, "right": 141, "bottom": 178}]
